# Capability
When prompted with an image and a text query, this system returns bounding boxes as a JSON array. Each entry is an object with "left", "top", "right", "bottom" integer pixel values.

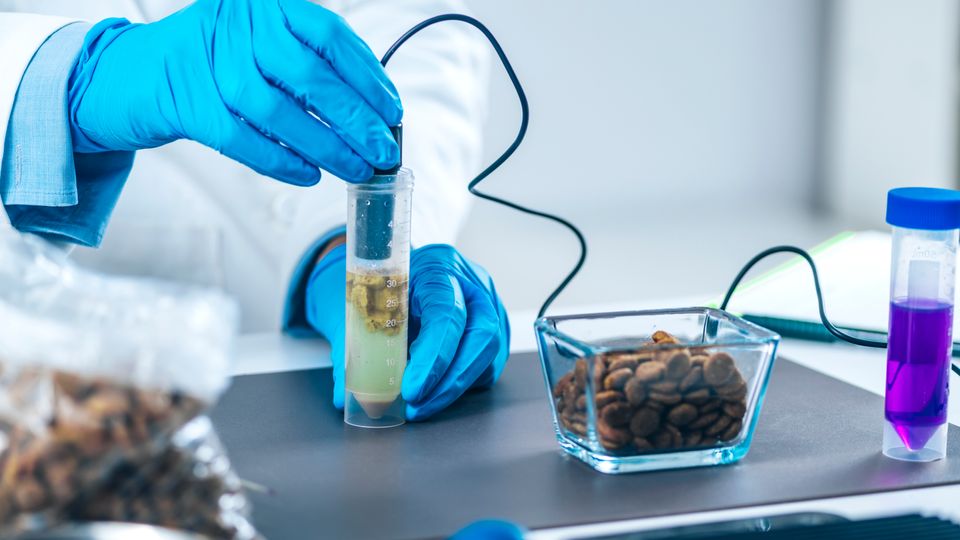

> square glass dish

[{"left": 535, "top": 307, "right": 780, "bottom": 474}]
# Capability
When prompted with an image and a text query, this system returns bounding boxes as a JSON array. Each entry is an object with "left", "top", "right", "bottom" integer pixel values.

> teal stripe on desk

[{"left": 741, "top": 313, "right": 960, "bottom": 358}]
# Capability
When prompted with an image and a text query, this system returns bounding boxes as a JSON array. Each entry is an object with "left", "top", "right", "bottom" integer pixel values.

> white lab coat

[{"left": 0, "top": 0, "right": 490, "bottom": 331}]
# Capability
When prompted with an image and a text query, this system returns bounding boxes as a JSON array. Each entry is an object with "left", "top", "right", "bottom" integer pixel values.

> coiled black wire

[
  {"left": 384, "top": 15, "right": 959, "bottom": 379},
  {"left": 720, "top": 245, "right": 960, "bottom": 377},
  {"left": 381, "top": 14, "right": 587, "bottom": 319}
]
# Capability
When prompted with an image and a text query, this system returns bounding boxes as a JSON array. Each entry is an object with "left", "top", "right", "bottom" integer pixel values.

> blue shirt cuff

[
  {"left": 0, "top": 22, "right": 134, "bottom": 247},
  {"left": 282, "top": 225, "right": 347, "bottom": 336}
]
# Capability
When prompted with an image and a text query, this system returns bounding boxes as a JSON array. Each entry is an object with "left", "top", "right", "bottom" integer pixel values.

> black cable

[
  {"left": 382, "top": 15, "right": 960, "bottom": 380},
  {"left": 381, "top": 14, "right": 586, "bottom": 319},
  {"left": 720, "top": 245, "right": 960, "bottom": 378}
]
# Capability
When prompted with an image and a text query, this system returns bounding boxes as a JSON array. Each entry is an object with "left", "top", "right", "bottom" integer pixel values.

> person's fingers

[
  {"left": 200, "top": 104, "right": 320, "bottom": 186},
  {"left": 470, "top": 299, "right": 509, "bottom": 390},
  {"left": 465, "top": 271, "right": 511, "bottom": 389},
  {"left": 255, "top": 28, "right": 399, "bottom": 169},
  {"left": 277, "top": 0, "right": 403, "bottom": 126},
  {"left": 403, "top": 271, "right": 466, "bottom": 403},
  {"left": 406, "top": 281, "right": 500, "bottom": 421},
  {"left": 217, "top": 67, "right": 373, "bottom": 182}
]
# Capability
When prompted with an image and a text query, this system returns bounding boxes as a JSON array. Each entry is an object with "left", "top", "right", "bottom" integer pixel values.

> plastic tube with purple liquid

[{"left": 883, "top": 188, "right": 960, "bottom": 462}]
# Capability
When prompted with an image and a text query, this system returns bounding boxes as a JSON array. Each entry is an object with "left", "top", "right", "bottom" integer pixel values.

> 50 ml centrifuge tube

[
  {"left": 344, "top": 132, "right": 412, "bottom": 428},
  {"left": 883, "top": 188, "right": 960, "bottom": 461}
]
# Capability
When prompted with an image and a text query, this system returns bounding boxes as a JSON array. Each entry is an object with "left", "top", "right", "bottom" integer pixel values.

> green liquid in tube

[{"left": 345, "top": 271, "right": 408, "bottom": 419}]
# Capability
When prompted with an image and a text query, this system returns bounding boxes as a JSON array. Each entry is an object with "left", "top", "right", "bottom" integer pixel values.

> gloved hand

[
  {"left": 68, "top": 0, "right": 402, "bottom": 185},
  {"left": 306, "top": 244, "right": 510, "bottom": 421},
  {"left": 449, "top": 520, "right": 525, "bottom": 540}
]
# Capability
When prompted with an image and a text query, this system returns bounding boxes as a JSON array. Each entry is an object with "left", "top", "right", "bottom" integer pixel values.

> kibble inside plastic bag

[{"left": 0, "top": 230, "right": 256, "bottom": 539}]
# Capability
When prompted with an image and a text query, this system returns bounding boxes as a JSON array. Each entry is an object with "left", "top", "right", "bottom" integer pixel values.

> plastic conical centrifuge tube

[
  {"left": 344, "top": 169, "right": 413, "bottom": 428},
  {"left": 883, "top": 187, "right": 960, "bottom": 461}
]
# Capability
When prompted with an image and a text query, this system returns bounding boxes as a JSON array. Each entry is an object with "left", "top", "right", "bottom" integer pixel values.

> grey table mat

[{"left": 210, "top": 353, "right": 960, "bottom": 540}]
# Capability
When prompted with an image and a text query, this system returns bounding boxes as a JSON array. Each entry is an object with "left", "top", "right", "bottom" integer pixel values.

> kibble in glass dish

[{"left": 535, "top": 308, "right": 779, "bottom": 474}]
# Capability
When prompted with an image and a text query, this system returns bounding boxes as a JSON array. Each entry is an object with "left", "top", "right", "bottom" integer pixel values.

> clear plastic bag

[{"left": 0, "top": 230, "right": 256, "bottom": 539}]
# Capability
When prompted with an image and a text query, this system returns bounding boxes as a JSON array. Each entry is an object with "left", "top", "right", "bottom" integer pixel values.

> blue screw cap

[{"left": 886, "top": 187, "right": 960, "bottom": 231}]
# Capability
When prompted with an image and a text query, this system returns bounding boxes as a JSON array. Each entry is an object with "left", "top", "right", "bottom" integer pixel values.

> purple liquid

[{"left": 885, "top": 299, "right": 952, "bottom": 450}]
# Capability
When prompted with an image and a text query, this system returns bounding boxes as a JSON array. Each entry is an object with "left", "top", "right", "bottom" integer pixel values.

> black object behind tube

[
  {"left": 356, "top": 125, "right": 402, "bottom": 260},
  {"left": 355, "top": 189, "right": 394, "bottom": 261}
]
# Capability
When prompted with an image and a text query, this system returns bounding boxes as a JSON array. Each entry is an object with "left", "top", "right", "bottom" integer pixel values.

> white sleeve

[
  {"left": 0, "top": 13, "right": 79, "bottom": 227},
  {"left": 337, "top": 0, "right": 492, "bottom": 246}
]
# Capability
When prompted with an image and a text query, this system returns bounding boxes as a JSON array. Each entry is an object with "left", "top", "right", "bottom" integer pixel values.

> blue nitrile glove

[
  {"left": 306, "top": 244, "right": 510, "bottom": 420},
  {"left": 450, "top": 520, "right": 525, "bottom": 540},
  {"left": 68, "top": 0, "right": 402, "bottom": 185}
]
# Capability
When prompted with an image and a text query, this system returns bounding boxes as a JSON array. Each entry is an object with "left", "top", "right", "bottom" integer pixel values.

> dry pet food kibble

[
  {"left": 0, "top": 368, "right": 244, "bottom": 539},
  {"left": 553, "top": 331, "right": 750, "bottom": 453},
  {"left": 346, "top": 271, "right": 408, "bottom": 336},
  {"left": 68, "top": 436, "right": 243, "bottom": 539}
]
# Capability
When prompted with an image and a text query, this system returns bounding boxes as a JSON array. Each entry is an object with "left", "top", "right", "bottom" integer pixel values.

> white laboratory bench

[{"left": 229, "top": 298, "right": 960, "bottom": 539}]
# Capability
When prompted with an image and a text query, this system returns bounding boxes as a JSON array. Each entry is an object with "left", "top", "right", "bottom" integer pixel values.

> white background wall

[
  {"left": 456, "top": 0, "right": 843, "bottom": 314},
  {"left": 822, "top": 0, "right": 959, "bottom": 226},
  {"left": 465, "top": 0, "right": 823, "bottom": 215}
]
